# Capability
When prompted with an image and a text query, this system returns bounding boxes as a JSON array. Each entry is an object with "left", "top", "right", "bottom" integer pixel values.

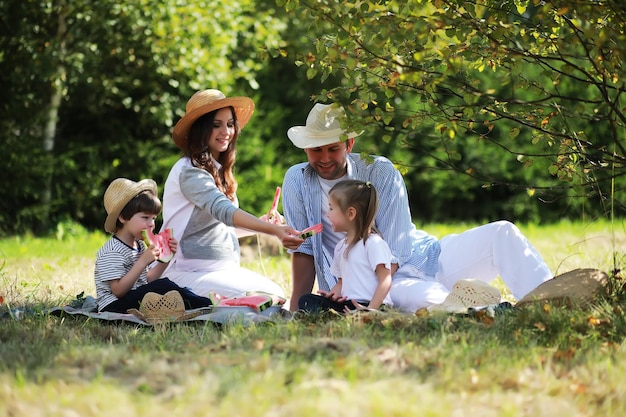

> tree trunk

[{"left": 38, "top": 0, "right": 67, "bottom": 234}]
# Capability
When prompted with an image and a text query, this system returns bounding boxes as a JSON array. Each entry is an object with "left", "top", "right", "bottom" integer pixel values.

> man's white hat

[{"left": 287, "top": 103, "right": 363, "bottom": 149}]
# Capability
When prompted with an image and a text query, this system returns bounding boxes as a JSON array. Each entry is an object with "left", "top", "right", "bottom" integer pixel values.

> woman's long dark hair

[{"left": 184, "top": 107, "right": 239, "bottom": 201}]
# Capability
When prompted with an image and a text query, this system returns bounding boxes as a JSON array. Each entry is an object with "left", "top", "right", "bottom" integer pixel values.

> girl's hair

[
  {"left": 329, "top": 179, "right": 379, "bottom": 257},
  {"left": 117, "top": 191, "right": 162, "bottom": 231},
  {"left": 184, "top": 107, "right": 239, "bottom": 201}
]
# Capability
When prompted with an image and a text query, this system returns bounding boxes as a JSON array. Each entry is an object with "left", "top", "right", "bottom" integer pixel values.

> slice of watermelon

[
  {"left": 208, "top": 291, "right": 227, "bottom": 305},
  {"left": 141, "top": 228, "right": 174, "bottom": 263},
  {"left": 299, "top": 223, "right": 323, "bottom": 239},
  {"left": 217, "top": 294, "right": 274, "bottom": 312},
  {"left": 246, "top": 291, "right": 286, "bottom": 306},
  {"left": 266, "top": 186, "right": 281, "bottom": 221}
]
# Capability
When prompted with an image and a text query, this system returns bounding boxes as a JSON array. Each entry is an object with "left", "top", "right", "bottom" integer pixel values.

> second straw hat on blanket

[{"left": 429, "top": 279, "right": 502, "bottom": 313}]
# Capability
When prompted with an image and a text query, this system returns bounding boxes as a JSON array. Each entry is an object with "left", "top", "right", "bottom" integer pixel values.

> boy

[{"left": 95, "top": 177, "right": 212, "bottom": 313}]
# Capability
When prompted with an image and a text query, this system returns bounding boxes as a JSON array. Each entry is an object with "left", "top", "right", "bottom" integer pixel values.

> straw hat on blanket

[
  {"left": 515, "top": 268, "right": 609, "bottom": 308},
  {"left": 127, "top": 291, "right": 205, "bottom": 325},
  {"left": 429, "top": 279, "right": 502, "bottom": 314}
]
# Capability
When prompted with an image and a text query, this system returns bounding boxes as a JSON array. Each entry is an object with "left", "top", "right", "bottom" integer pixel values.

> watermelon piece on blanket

[
  {"left": 216, "top": 294, "right": 274, "bottom": 312},
  {"left": 208, "top": 292, "right": 227, "bottom": 305},
  {"left": 246, "top": 291, "right": 286, "bottom": 306}
]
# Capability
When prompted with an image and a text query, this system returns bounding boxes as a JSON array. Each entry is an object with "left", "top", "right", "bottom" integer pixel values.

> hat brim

[
  {"left": 287, "top": 126, "right": 363, "bottom": 149},
  {"left": 104, "top": 179, "right": 158, "bottom": 234},
  {"left": 172, "top": 97, "right": 255, "bottom": 149}
]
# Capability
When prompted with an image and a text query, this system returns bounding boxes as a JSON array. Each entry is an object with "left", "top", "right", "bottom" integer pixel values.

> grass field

[{"left": 1, "top": 219, "right": 626, "bottom": 416}]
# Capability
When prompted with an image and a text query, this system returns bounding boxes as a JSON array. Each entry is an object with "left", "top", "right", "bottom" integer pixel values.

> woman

[{"left": 160, "top": 89, "right": 300, "bottom": 298}]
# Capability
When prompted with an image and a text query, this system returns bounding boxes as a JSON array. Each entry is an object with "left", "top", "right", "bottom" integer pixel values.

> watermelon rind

[{"left": 208, "top": 291, "right": 227, "bottom": 306}]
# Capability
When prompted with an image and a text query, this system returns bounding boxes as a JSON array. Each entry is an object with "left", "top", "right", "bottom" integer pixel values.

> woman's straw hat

[
  {"left": 103, "top": 178, "right": 158, "bottom": 234},
  {"left": 172, "top": 89, "right": 255, "bottom": 149},
  {"left": 127, "top": 291, "right": 206, "bottom": 325},
  {"left": 287, "top": 103, "right": 363, "bottom": 149}
]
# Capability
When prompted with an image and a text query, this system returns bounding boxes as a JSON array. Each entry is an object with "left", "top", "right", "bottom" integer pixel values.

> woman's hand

[{"left": 273, "top": 225, "right": 304, "bottom": 250}]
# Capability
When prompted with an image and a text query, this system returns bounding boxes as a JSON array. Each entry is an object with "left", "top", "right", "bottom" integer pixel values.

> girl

[{"left": 298, "top": 179, "right": 395, "bottom": 313}]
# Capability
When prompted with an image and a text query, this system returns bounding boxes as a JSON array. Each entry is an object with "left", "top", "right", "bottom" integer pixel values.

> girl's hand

[
  {"left": 318, "top": 289, "right": 347, "bottom": 303},
  {"left": 344, "top": 300, "right": 379, "bottom": 314}
]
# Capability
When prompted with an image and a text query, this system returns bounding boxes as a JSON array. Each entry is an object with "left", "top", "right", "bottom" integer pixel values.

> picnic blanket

[
  {"left": 1, "top": 268, "right": 609, "bottom": 325},
  {"left": 5, "top": 295, "right": 292, "bottom": 326}
]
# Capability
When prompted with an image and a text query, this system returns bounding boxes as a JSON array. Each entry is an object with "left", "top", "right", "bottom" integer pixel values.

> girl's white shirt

[{"left": 330, "top": 234, "right": 393, "bottom": 305}]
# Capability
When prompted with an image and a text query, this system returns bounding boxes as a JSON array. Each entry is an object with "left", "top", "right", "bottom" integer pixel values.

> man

[{"left": 282, "top": 103, "right": 553, "bottom": 312}]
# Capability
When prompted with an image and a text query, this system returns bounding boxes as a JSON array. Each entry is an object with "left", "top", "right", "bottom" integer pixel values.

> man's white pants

[{"left": 389, "top": 221, "right": 553, "bottom": 312}]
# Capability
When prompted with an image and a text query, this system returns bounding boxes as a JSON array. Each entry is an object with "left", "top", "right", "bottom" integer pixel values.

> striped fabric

[{"left": 94, "top": 236, "right": 148, "bottom": 311}]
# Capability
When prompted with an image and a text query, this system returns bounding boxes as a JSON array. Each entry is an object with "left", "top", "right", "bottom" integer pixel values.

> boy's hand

[{"left": 141, "top": 243, "right": 160, "bottom": 265}]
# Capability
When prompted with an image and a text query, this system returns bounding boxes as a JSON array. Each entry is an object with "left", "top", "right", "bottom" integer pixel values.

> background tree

[
  {"left": 279, "top": 0, "right": 626, "bottom": 222},
  {"left": 2, "top": 0, "right": 624, "bottom": 235},
  {"left": 0, "top": 0, "right": 288, "bottom": 235}
]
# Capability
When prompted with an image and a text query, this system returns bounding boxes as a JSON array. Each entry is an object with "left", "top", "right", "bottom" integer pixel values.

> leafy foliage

[
  {"left": 282, "top": 0, "right": 626, "bottom": 221},
  {"left": 1, "top": 0, "right": 625, "bottom": 234},
  {"left": 0, "top": 0, "right": 289, "bottom": 235}
]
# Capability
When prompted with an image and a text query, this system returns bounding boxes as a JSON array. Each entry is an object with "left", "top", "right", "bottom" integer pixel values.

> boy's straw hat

[
  {"left": 287, "top": 103, "right": 363, "bottom": 149},
  {"left": 127, "top": 291, "right": 205, "bottom": 325},
  {"left": 103, "top": 178, "right": 157, "bottom": 234},
  {"left": 172, "top": 89, "right": 255, "bottom": 149}
]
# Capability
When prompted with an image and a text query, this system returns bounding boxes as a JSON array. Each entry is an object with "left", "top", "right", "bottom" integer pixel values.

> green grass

[{"left": 1, "top": 219, "right": 626, "bottom": 416}]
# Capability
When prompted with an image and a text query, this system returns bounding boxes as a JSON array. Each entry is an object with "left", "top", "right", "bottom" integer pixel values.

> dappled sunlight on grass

[{"left": 1, "top": 220, "right": 626, "bottom": 416}]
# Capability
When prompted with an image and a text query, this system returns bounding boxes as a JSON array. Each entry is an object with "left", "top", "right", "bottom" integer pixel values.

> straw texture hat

[
  {"left": 103, "top": 178, "right": 158, "bottom": 234},
  {"left": 172, "top": 89, "right": 255, "bottom": 149},
  {"left": 127, "top": 291, "right": 206, "bottom": 325},
  {"left": 287, "top": 103, "right": 363, "bottom": 149},
  {"left": 429, "top": 279, "right": 502, "bottom": 313},
  {"left": 516, "top": 268, "right": 608, "bottom": 308}
]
